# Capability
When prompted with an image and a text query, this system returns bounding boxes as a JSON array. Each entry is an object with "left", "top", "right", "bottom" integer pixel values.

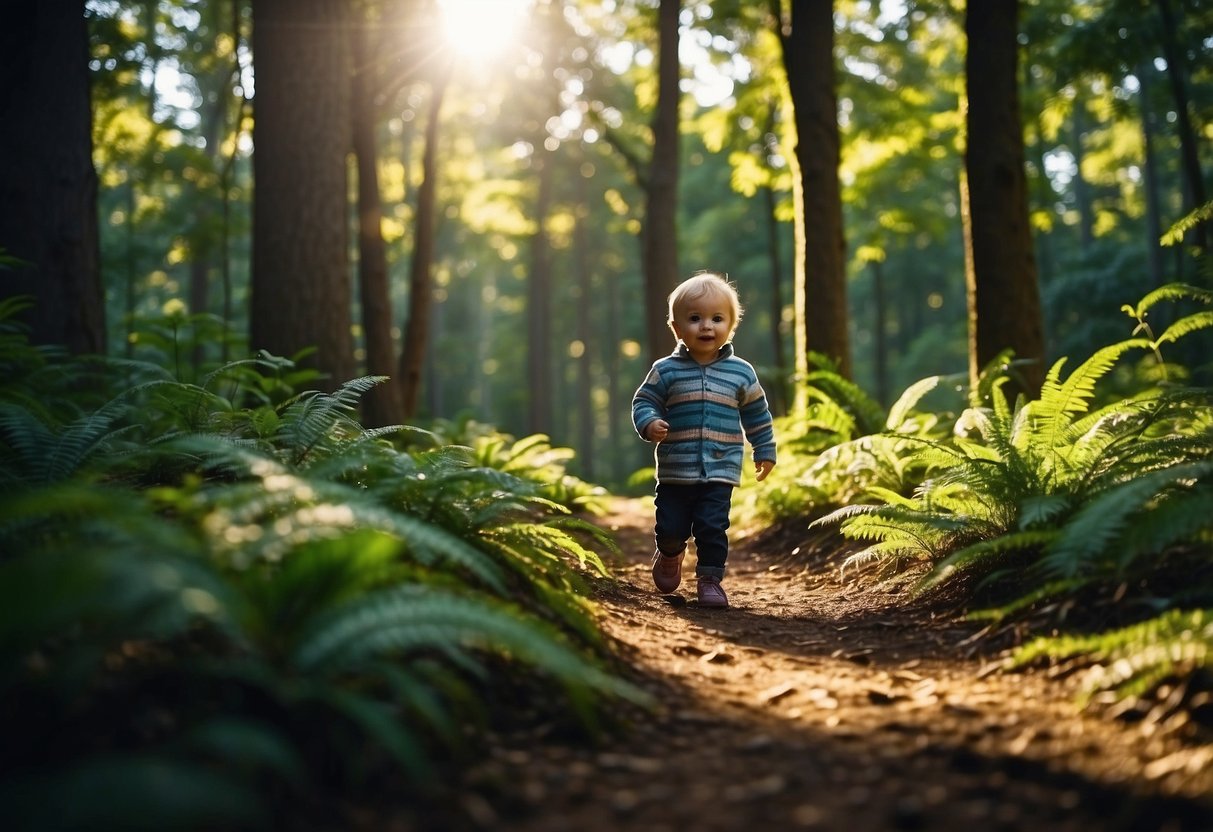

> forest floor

[{"left": 379, "top": 497, "right": 1213, "bottom": 832}]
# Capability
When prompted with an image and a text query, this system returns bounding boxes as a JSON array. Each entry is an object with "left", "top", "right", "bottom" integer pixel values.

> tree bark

[
  {"left": 779, "top": 0, "right": 851, "bottom": 393},
  {"left": 872, "top": 259, "right": 888, "bottom": 407},
  {"left": 398, "top": 64, "right": 450, "bottom": 419},
  {"left": 526, "top": 142, "right": 554, "bottom": 436},
  {"left": 763, "top": 180, "right": 788, "bottom": 416},
  {"left": 250, "top": 0, "right": 354, "bottom": 387},
  {"left": 1155, "top": 0, "right": 1210, "bottom": 254},
  {"left": 962, "top": 0, "right": 1045, "bottom": 400},
  {"left": 0, "top": 0, "right": 105, "bottom": 355},
  {"left": 1137, "top": 61, "right": 1166, "bottom": 293},
  {"left": 351, "top": 15, "right": 406, "bottom": 427},
  {"left": 574, "top": 178, "right": 594, "bottom": 480},
  {"left": 642, "top": 0, "right": 682, "bottom": 366}
]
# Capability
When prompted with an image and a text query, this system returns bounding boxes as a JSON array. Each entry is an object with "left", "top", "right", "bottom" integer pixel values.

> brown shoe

[
  {"left": 697, "top": 576, "right": 728, "bottom": 608},
  {"left": 651, "top": 549, "right": 684, "bottom": 593}
]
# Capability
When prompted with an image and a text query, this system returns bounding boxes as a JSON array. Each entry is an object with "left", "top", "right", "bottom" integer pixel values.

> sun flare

[{"left": 438, "top": 0, "right": 532, "bottom": 61}]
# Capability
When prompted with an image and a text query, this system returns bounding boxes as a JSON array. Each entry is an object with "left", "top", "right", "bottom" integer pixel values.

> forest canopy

[{"left": 2, "top": 0, "right": 1209, "bottom": 487}]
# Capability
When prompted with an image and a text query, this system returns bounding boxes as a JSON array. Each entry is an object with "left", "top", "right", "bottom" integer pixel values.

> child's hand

[
  {"left": 755, "top": 459, "right": 775, "bottom": 482},
  {"left": 646, "top": 420, "right": 670, "bottom": 442}
]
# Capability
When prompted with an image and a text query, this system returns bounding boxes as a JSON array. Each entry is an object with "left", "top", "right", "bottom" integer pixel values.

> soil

[{"left": 381, "top": 498, "right": 1213, "bottom": 832}]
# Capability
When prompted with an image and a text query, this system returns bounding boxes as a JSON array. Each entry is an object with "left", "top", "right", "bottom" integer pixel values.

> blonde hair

[{"left": 667, "top": 272, "right": 743, "bottom": 337}]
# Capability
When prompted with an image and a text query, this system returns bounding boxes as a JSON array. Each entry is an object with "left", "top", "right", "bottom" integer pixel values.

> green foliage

[
  {"left": 806, "top": 285, "right": 1213, "bottom": 701},
  {"left": 1011, "top": 608, "right": 1213, "bottom": 701},
  {"left": 0, "top": 342, "right": 643, "bottom": 830},
  {"left": 735, "top": 360, "right": 955, "bottom": 527},
  {"left": 429, "top": 418, "right": 610, "bottom": 513}
]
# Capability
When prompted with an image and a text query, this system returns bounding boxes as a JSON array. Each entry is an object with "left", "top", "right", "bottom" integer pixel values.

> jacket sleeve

[
  {"left": 632, "top": 364, "right": 667, "bottom": 441},
  {"left": 739, "top": 374, "right": 777, "bottom": 463}
]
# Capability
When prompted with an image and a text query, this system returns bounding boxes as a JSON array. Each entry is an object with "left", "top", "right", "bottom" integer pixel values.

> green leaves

[
  {"left": 815, "top": 284, "right": 1213, "bottom": 626},
  {"left": 0, "top": 348, "right": 637, "bottom": 830}
]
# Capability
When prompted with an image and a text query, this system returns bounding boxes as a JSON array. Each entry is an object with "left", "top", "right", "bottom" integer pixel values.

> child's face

[{"left": 671, "top": 292, "right": 734, "bottom": 363}]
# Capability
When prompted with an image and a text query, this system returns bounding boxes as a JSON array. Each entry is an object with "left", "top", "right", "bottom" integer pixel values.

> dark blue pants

[{"left": 653, "top": 482, "right": 734, "bottom": 579}]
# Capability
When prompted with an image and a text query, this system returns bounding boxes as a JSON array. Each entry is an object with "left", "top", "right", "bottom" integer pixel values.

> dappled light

[
  {"left": 438, "top": 0, "right": 532, "bottom": 63},
  {"left": 5, "top": 1, "right": 1213, "bottom": 829}
]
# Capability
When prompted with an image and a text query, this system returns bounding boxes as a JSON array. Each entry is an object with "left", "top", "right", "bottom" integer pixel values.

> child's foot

[
  {"left": 697, "top": 576, "right": 728, "bottom": 608},
  {"left": 651, "top": 549, "right": 684, "bottom": 593}
]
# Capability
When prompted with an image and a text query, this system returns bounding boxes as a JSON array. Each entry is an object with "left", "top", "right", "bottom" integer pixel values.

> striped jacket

[{"left": 632, "top": 342, "right": 777, "bottom": 485}]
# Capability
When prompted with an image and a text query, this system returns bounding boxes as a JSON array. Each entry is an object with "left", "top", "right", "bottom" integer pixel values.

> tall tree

[
  {"left": 250, "top": 0, "right": 355, "bottom": 386},
  {"left": 642, "top": 0, "right": 683, "bottom": 365},
  {"left": 962, "top": 0, "right": 1045, "bottom": 398},
  {"left": 351, "top": 5, "right": 406, "bottom": 427},
  {"left": 398, "top": 63, "right": 451, "bottom": 419},
  {"left": 0, "top": 0, "right": 105, "bottom": 355},
  {"left": 1155, "top": 0, "right": 1210, "bottom": 253},
  {"left": 776, "top": 0, "right": 851, "bottom": 390}
]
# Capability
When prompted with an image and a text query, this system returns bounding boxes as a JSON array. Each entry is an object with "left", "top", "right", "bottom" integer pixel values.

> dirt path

[{"left": 425, "top": 499, "right": 1213, "bottom": 831}]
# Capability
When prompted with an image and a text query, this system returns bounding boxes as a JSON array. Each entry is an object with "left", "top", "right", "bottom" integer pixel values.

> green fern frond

[
  {"left": 0, "top": 485, "right": 237, "bottom": 683},
  {"left": 1154, "top": 310, "right": 1213, "bottom": 347},
  {"left": 1033, "top": 338, "right": 1151, "bottom": 453},
  {"left": 1125, "top": 282, "right": 1212, "bottom": 318},
  {"left": 860, "top": 485, "right": 916, "bottom": 507},
  {"left": 203, "top": 484, "right": 509, "bottom": 593},
  {"left": 885, "top": 376, "right": 942, "bottom": 433},
  {"left": 483, "top": 521, "right": 609, "bottom": 577},
  {"left": 291, "top": 585, "right": 641, "bottom": 705},
  {"left": 1119, "top": 487, "right": 1213, "bottom": 568},
  {"left": 805, "top": 367, "right": 886, "bottom": 436},
  {"left": 966, "top": 577, "right": 1090, "bottom": 623},
  {"left": 1011, "top": 608, "right": 1213, "bottom": 700},
  {"left": 275, "top": 376, "right": 386, "bottom": 464},
  {"left": 918, "top": 530, "right": 1057, "bottom": 594},
  {"left": 810, "top": 503, "right": 882, "bottom": 528},
  {"left": 839, "top": 507, "right": 964, "bottom": 551},
  {"left": 841, "top": 541, "right": 920, "bottom": 572},
  {"left": 1041, "top": 460, "right": 1213, "bottom": 580},
  {"left": 802, "top": 390, "right": 858, "bottom": 438},
  {"left": 1017, "top": 494, "right": 1072, "bottom": 529},
  {"left": 0, "top": 402, "right": 54, "bottom": 478}
]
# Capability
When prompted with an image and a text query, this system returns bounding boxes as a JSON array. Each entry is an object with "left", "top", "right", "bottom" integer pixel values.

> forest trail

[{"left": 431, "top": 498, "right": 1213, "bottom": 832}]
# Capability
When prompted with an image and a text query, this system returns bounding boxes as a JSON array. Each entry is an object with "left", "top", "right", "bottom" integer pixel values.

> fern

[
  {"left": 804, "top": 361, "right": 886, "bottom": 436},
  {"left": 919, "top": 530, "right": 1058, "bottom": 593},
  {"left": 1040, "top": 460, "right": 1213, "bottom": 581},
  {"left": 275, "top": 376, "right": 388, "bottom": 465},
  {"left": 1, "top": 753, "right": 267, "bottom": 832},
  {"left": 1029, "top": 338, "right": 1151, "bottom": 457},
  {"left": 885, "top": 375, "right": 942, "bottom": 432},
  {"left": 1011, "top": 608, "right": 1213, "bottom": 700},
  {"left": 291, "top": 585, "right": 639, "bottom": 705}
]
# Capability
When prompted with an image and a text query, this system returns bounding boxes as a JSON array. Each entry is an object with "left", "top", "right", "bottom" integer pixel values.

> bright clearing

[{"left": 438, "top": 0, "right": 532, "bottom": 61}]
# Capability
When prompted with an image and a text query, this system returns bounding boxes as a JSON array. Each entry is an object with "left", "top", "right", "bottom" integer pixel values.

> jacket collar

[{"left": 672, "top": 341, "right": 733, "bottom": 363}]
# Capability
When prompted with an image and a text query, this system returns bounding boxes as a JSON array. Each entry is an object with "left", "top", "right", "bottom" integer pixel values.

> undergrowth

[
  {"left": 768, "top": 283, "right": 1213, "bottom": 707},
  {"left": 0, "top": 308, "right": 643, "bottom": 831}
]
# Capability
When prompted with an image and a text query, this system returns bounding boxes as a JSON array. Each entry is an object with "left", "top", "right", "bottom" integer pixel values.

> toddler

[{"left": 631, "top": 272, "right": 777, "bottom": 608}]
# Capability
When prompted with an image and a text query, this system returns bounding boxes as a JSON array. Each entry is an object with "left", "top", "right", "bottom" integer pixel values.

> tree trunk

[
  {"left": 1155, "top": 0, "right": 1211, "bottom": 255},
  {"left": 1138, "top": 60, "right": 1166, "bottom": 293},
  {"left": 872, "top": 259, "right": 889, "bottom": 407},
  {"left": 1070, "top": 103, "right": 1094, "bottom": 253},
  {"left": 398, "top": 64, "right": 450, "bottom": 419},
  {"left": 0, "top": 0, "right": 105, "bottom": 355},
  {"left": 527, "top": 142, "right": 555, "bottom": 436},
  {"left": 250, "top": 0, "right": 354, "bottom": 388},
  {"left": 574, "top": 180, "right": 594, "bottom": 480},
  {"left": 351, "top": 16, "right": 406, "bottom": 427},
  {"left": 962, "top": 0, "right": 1045, "bottom": 400},
  {"left": 780, "top": 0, "right": 851, "bottom": 393},
  {"left": 642, "top": 0, "right": 682, "bottom": 366},
  {"left": 763, "top": 181, "right": 788, "bottom": 416}
]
